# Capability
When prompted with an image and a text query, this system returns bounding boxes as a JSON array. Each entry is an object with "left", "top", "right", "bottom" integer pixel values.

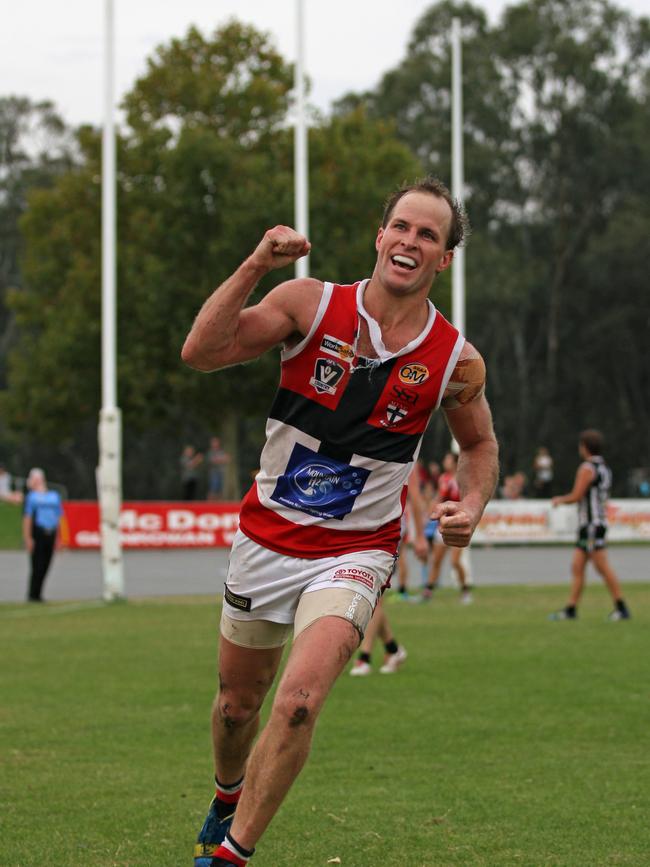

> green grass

[
  {"left": 1, "top": 585, "right": 648, "bottom": 867},
  {"left": 0, "top": 500, "right": 22, "bottom": 549}
]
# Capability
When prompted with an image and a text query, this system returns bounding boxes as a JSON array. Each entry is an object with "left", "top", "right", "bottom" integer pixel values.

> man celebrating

[{"left": 182, "top": 177, "right": 499, "bottom": 866}]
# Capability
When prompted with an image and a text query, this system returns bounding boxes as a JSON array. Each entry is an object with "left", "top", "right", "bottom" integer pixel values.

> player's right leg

[
  {"left": 194, "top": 630, "right": 285, "bottom": 866},
  {"left": 423, "top": 543, "right": 446, "bottom": 600},
  {"left": 568, "top": 547, "right": 588, "bottom": 607},
  {"left": 590, "top": 549, "right": 631, "bottom": 619},
  {"left": 224, "top": 613, "right": 361, "bottom": 855},
  {"left": 550, "top": 547, "right": 587, "bottom": 620}
]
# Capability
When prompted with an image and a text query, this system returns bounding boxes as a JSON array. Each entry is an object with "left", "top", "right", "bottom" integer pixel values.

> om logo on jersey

[
  {"left": 271, "top": 443, "right": 370, "bottom": 520},
  {"left": 398, "top": 363, "right": 429, "bottom": 386}
]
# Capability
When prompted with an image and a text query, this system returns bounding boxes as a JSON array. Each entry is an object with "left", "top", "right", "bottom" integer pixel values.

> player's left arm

[
  {"left": 552, "top": 464, "right": 594, "bottom": 506},
  {"left": 22, "top": 513, "right": 34, "bottom": 553},
  {"left": 432, "top": 342, "right": 499, "bottom": 547}
]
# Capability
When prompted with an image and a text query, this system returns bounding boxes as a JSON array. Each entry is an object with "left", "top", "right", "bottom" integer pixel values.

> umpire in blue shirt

[{"left": 23, "top": 468, "right": 63, "bottom": 602}]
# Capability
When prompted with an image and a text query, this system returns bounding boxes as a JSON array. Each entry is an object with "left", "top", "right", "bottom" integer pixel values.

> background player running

[{"left": 421, "top": 451, "right": 473, "bottom": 603}]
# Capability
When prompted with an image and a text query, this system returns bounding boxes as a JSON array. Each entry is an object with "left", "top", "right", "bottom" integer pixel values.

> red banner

[{"left": 62, "top": 501, "right": 240, "bottom": 549}]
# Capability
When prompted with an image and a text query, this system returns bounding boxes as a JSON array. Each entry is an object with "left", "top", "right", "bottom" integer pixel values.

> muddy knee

[
  {"left": 214, "top": 690, "right": 261, "bottom": 730},
  {"left": 272, "top": 688, "right": 317, "bottom": 732}
]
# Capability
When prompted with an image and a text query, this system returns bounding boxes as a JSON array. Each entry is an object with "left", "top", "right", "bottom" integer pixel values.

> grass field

[
  {"left": 1, "top": 585, "right": 649, "bottom": 867},
  {"left": 0, "top": 500, "right": 22, "bottom": 549}
]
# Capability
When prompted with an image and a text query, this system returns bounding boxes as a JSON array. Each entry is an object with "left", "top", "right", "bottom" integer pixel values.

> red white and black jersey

[
  {"left": 437, "top": 471, "right": 460, "bottom": 503},
  {"left": 239, "top": 280, "right": 465, "bottom": 558}
]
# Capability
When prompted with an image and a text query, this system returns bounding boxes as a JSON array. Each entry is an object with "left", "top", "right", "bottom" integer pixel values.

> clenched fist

[
  {"left": 249, "top": 226, "right": 311, "bottom": 272},
  {"left": 429, "top": 501, "right": 479, "bottom": 548}
]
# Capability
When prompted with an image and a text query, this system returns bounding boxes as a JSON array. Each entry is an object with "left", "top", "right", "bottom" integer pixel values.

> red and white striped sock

[
  {"left": 215, "top": 776, "right": 244, "bottom": 818},
  {"left": 212, "top": 830, "right": 254, "bottom": 864}
]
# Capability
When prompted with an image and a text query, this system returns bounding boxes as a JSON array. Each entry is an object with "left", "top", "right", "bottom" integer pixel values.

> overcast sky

[{"left": 2, "top": 0, "right": 649, "bottom": 127}]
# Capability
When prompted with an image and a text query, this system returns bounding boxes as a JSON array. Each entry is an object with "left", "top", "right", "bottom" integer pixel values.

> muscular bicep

[
  {"left": 214, "top": 279, "right": 322, "bottom": 367},
  {"left": 441, "top": 342, "right": 486, "bottom": 410},
  {"left": 233, "top": 295, "right": 299, "bottom": 360}
]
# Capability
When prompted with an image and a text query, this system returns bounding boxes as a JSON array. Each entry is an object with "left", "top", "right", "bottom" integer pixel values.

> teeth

[{"left": 393, "top": 255, "right": 416, "bottom": 268}]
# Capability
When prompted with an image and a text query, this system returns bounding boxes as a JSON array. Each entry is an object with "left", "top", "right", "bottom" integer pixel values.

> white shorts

[{"left": 223, "top": 529, "right": 395, "bottom": 626}]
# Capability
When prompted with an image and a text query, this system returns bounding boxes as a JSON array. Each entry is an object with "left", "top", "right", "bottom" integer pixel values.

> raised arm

[
  {"left": 181, "top": 226, "right": 322, "bottom": 372},
  {"left": 431, "top": 342, "right": 499, "bottom": 546}
]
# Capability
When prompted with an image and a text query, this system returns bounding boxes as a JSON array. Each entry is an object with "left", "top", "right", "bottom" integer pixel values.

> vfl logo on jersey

[
  {"left": 381, "top": 403, "right": 409, "bottom": 427},
  {"left": 271, "top": 443, "right": 370, "bottom": 520},
  {"left": 398, "top": 363, "right": 429, "bottom": 386},
  {"left": 320, "top": 334, "right": 355, "bottom": 362},
  {"left": 310, "top": 358, "right": 345, "bottom": 395}
]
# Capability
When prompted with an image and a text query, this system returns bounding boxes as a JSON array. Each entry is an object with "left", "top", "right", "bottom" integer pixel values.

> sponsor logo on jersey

[
  {"left": 392, "top": 385, "right": 419, "bottom": 405},
  {"left": 381, "top": 403, "right": 409, "bottom": 427},
  {"left": 310, "top": 358, "right": 345, "bottom": 394},
  {"left": 271, "top": 443, "right": 370, "bottom": 520},
  {"left": 333, "top": 568, "right": 376, "bottom": 591},
  {"left": 224, "top": 585, "right": 252, "bottom": 611},
  {"left": 398, "top": 362, "right": 429, "bottom": 385},
  {"left": 320, "top": 334, "right": 355, "bottom": 362}
]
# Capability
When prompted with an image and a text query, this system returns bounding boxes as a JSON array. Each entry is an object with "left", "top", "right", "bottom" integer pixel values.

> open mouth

[{"left": 391, "top": 254, "right": 417, "bottom": 271}]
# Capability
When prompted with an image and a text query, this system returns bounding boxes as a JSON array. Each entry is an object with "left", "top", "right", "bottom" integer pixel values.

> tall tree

[
  {"left": 338, "top": 0, "right": 650, "bottom": 489},
  {"left": 2, "top": 22, "right": 420, "bottom": 497},
  {"left": 0, "top": 97, "right": 74, "bottom": 389}
]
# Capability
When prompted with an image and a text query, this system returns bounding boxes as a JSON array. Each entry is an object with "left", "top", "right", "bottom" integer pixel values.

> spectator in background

[
  {"left": 180, "top": 445, "right": 204, "bottom": 500},
  {"left": 532, "top": 446, "right": 554, "bottom": 497},
  {"left": 501, "top": 471, "right": 527, "bottom": 500},
  {"left": 23, "top": 468, "right": 63, "bottom": 602},
  {"left": 0, "top": 464, "right": 22, "bottom": 504},
  {"left": 207, "top": 437, "right": 230, "bottom": 501},
  {"left": 0, "top": 464, "right": 11, "bottom": 499}
]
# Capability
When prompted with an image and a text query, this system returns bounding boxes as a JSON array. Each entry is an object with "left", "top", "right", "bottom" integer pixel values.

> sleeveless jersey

[
  {"left": 578, "top": 456, "right": 611, "bottom": 528},
  {"left": 238, "top": 279, "right": 465, "bottom": 558},
  {"left": 437, "top": 471, "right": 460, "bottom": 503}
]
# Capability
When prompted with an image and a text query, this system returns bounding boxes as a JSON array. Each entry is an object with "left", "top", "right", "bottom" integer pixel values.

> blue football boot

[{"left": 193, "top": 796, "right": 236, "bottom": 866}]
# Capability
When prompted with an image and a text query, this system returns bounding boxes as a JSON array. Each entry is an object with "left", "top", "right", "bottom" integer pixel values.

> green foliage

[
  {"left": 1, "top": 584, "right": 649, "bottom": 865},
  {"left": 348, "top": 0, "right": 650, "bottom": 486},
  {"left": 2, "top": 3, "right": 650, "bottom": 495},
  {"left": 123, "top": 22, "right": 294, "bottom": 140},
  {"left": 1, "top": 20, "right": 420, "bottom": 496},
  {"left": 0, "top": 97, "right": 74, "bottom": 390}
]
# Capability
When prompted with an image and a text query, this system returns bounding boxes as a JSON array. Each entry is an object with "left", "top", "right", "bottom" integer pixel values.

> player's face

[{"left": 374, "top": 192, "right": 454, "bottom": 297}]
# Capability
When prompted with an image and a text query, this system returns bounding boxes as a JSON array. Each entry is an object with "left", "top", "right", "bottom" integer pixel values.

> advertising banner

[
  {"left": 62, "top": 501, "right": 239, "bottom": 549},
  {"left": 473, "top": 499, "right": 650, "bottom": 544},
  {"left": 61, "top": 499, "right": 650, "bottom": 549}
]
